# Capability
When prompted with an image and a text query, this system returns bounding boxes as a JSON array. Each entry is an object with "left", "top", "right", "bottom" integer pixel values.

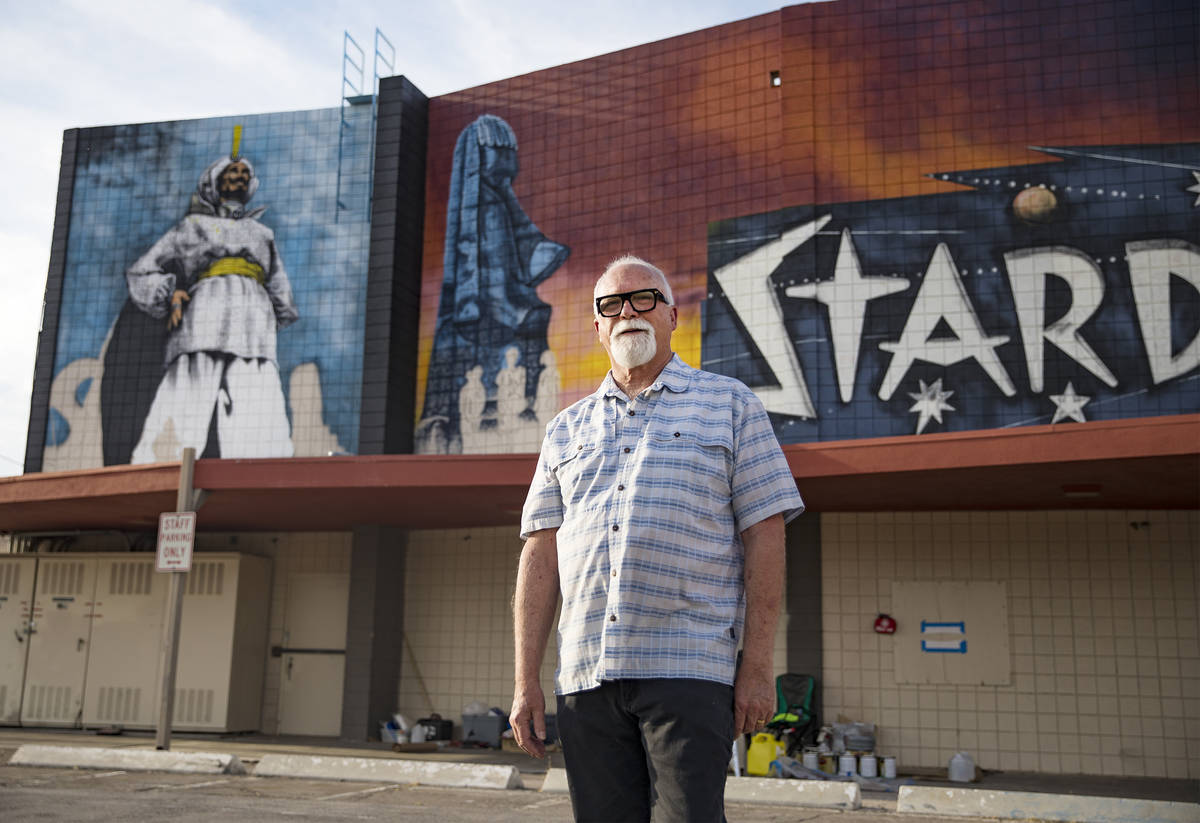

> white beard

[{"left": 609, "top": 319, "right": 657, "bottom": 369}]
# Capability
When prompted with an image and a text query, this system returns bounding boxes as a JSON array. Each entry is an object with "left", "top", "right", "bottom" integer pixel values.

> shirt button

[
  {"left": 612, "top": 524, "right": 620, "bottom": 532},
  {"left": 576, "top": 444, "right": 583, "bottom": 451},
  {"left": 611, "top": 569, "right": 617, "bottom": 577},
  {"left": 628, "top": 409, "right": 635, "bottom": 416},
  {"left": 617, "top": 484, "right": 625, "bottom": 491},
  {"left": 623, "top": 447, "right": 631, "bottom": 453},
  {"left": 608, "top": 614, "right": 617, "bottom": 622},
  {"left": 673, "top": 432, "right": 681, "bottom": 438}
]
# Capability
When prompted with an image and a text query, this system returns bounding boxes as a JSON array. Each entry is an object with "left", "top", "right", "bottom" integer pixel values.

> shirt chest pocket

[
  {"left": 552, "top": 442, "right": 603, "bottom": 507},
  {"left": 646, "top": 422, "right": 733, "bottom": 499}
]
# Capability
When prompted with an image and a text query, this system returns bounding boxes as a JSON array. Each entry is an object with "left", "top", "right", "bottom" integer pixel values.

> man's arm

[
  {"left": 733, "top": 513, "right": 786, "bottom": 737},
  {"left": 126, "top": 224, "right": 188, "bottom": 320},
  {"left": 510, "top": 528, "right": 560, "bottom": 758},
  {"left": 265, "top": 236, "right": 299, "bottom": 328}
]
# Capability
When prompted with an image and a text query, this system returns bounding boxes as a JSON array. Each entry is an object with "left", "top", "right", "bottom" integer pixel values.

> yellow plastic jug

[{"left": 746, "top": 732, "right": 783, "bottom": 776}]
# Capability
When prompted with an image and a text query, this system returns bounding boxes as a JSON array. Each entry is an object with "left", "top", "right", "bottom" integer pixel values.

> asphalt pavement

[
  {"left": 1, "top": 726, "right": 1197, "bottom": 823},
  {"left": 0, "top": 761, "right": 954, "bottom": 823}
]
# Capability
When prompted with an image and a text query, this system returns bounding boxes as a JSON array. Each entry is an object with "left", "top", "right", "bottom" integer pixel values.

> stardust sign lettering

[
  {"left": 156, "top": 512, "right": 196, "bottom": 572},
  {"left": 705, "top": 144, "right": 1200, "bottom": 443}
]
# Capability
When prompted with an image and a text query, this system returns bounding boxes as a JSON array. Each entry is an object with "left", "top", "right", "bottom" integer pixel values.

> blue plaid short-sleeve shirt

[{"left": 521, "top": 355, "right": 804, "bottom": 695}]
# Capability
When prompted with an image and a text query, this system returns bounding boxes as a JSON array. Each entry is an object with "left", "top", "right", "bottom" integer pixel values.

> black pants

[{"left": 557, "top": 679, "right": 734, "bottom": 823}]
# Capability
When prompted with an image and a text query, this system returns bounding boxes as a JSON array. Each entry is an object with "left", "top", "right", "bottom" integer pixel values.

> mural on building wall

[
  {"left": 415, "top": 115, "right": 569, "bottom": 455},
  {"left": 122, "top": 135, "right": 298, "bottom": 463},
  {"left": 42, "top": 112, "right": 372, "bottom": 471},
  {"left": 705, "top": 144, "right": 1200, "bottom": 443}
]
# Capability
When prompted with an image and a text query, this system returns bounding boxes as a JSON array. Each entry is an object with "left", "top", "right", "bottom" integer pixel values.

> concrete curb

[
  {"left": 253, "top": 753, "right": 523, "bottom": 789},
  {"left": 897, "top": 785, "right": 1200, "bottom": 823},
  {"left": 10, "top": 744, "right": 245, "bottom": 775},
  {"left": 543, "top": 770, "right": 862, "bottom": 809},
  {"left": 541, "top": 767, "right": 570, "bottom": 793},
  {"left": 725, "top": 776, "right": 862, "bottom": 809}
]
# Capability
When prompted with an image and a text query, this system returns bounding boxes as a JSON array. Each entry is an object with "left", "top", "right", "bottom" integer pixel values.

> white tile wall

[
  {"left": 399, "top": 526, "right": 547, "bottom": 726},
  {"left": 821, "top": 510, "right": 1199, "bottom": 778}
]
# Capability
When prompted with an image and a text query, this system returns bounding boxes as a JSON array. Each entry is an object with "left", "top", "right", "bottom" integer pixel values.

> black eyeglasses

[{"left": 595, "top": 289, "right": 668, "bottom": 318}]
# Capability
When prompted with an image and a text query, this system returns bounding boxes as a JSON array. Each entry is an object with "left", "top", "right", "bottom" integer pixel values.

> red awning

[{"left": 1, "top": 415, "right": 1196, "bottom": 533}]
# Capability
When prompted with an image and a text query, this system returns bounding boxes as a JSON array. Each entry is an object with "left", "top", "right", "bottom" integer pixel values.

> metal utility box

[
  {"left": 19, "top": 557, "right": 98, "bottom": 727},
  {"left": 174, "top": 554, "right": 271, "bottom": 731},
  {"left": 7, "top": 553, "right": 270, "bottom": 733},
  {"left": 80, "top": 556, "right": 169, "bottom": 728},
  {"left": 0, "top": 556, "right": 37, "bottom": 725}
]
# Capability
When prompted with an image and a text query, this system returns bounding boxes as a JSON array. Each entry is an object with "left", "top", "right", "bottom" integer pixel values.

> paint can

[
  {"left": 802, "top": 750, "right": 819, "bottom": 771},
  {"left": 883, "top": 756, "right": 897, "bottom": 779},
  {"left": 859, "top": 754, "right": 878, "bottom": 778},
  {"left": 838, "top": 754, "right": 857, "bottom": 776}
]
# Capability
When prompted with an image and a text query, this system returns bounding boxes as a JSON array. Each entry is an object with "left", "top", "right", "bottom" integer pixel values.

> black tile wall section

[
  {"left": 358, "top": 76, "right": 429, "bottom": 455},
  {"left": 785, "top": 513, "right": 822, "bottom": 719},
  {"left": 343, "top": 526, "right": 409, "bottom": 739},
  {"left": 24, "top": 129, "right": 80, "bottom": 474}
]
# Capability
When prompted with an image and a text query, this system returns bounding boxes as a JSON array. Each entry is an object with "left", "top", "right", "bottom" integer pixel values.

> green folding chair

[{"left": 766, "top": 673, "right": 817, "bottom": 755}]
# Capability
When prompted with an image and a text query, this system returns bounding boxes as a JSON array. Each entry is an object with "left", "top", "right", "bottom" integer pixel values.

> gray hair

[{"left": 594, "top": 255, "right": 675, "bottom": 314}]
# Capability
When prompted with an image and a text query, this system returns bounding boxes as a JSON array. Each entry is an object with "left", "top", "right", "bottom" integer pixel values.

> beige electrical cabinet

[
  {"left": 7, "top": 553, "right": 270, "bottom": 732},
  {"left": 81, "top": 555, "right": 168, "bottom": 728},
  {"left": 20, "top": 557, "right": 98, "bottom": 727},
  {"left": 0, "top": 556, "right": 37, "bottom": 725},
  {"left": 173, "top": 554, "right": 271, "bottom": 732}
]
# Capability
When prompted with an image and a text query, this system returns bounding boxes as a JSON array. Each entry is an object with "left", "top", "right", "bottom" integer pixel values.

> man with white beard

[{"left": 512, "top": 256, "right": 804, "bottom": 822}]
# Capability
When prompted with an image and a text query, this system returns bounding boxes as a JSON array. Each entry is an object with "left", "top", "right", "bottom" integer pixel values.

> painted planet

[{"left": 1012, "top": 187, "right": 1059, "bottom": 222}]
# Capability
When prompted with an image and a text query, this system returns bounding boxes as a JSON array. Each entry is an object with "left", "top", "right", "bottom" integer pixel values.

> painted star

[
  {"left": 907, "top": 378, "right": 955, "bottom": 435},
  {"left": 1188, "top": 171, "right": 1200, "bottom": 207},
  {"left": 786, "top": 228, "right": 910, "bottom": 402},
  {"left": 1049, "top": 381, "right": 1090, "bottom": 424}
]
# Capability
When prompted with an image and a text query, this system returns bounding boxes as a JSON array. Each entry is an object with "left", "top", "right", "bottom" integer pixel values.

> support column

[
  {"left": 341, "top": 525, "right": 408, "bottom": 739},
  {"left": 785, "top": 513, "right": 822, "bottom": 701}
]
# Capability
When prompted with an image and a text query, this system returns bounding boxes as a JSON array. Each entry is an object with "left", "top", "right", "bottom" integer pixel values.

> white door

[
  {"left": 277, "top": 573, "right": 348, "bottom": 736},
  {"left": 0, "top": 557, "right": 37, "bottom": 724},
  {"left": 21, "top": 557, "right": 98, "bottom": 726}
]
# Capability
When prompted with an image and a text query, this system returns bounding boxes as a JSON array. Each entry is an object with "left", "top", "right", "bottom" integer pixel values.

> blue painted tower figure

[{"left": 417, "top": 114, "right": 569, "bottom": 453}]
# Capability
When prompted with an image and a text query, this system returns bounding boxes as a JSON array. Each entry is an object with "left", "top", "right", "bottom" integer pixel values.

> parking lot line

[{"left": 317, "top": 784, "right": 401, "bottom": 801}]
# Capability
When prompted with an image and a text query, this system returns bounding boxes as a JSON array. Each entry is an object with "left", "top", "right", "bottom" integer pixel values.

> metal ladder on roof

[{"left": 335, "top": 29, "right": 394, "bottom": 223}]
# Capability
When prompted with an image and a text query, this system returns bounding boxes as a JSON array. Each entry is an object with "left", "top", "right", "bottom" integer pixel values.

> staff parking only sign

[{"left": 156, "top": 512, "right": 196, "bottom": 572}]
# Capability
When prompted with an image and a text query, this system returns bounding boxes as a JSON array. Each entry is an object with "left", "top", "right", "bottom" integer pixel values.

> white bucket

[
  {"left": 838, "top": 754, "right": 857, "bottom": 776},
  {"left": 859, "top": 754, "right": 878, "bottom": 777},
  {"left": 882, "top": 756, "right": 897, "bottom": 779},
  {"left": 802, "top": 750, "right": 819, "bottom": 771}
]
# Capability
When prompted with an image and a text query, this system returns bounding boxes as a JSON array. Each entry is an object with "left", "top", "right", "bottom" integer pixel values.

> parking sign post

[{"left": 155, "top": 447, "right": 196, "bottom": 751}]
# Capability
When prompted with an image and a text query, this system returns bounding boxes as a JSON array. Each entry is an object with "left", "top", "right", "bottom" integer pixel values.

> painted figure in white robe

[{"left": 126, "top": 153, "right": 299, "bottom": 462}]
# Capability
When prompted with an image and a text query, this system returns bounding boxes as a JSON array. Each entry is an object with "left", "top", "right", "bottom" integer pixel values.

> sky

[{"left": 0, "top": 0, "right": 790, "bottom": 477}]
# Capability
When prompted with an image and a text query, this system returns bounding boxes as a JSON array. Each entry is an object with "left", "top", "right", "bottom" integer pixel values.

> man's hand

[
  {"left": 509, "top": 682, "right": 548, "bottom": 758},
  {"left": 733, "top": 660, "right": 776, "bottom": 737},
  {"left": 168, "top": 290, "right": 190, "bottom": 329}
]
